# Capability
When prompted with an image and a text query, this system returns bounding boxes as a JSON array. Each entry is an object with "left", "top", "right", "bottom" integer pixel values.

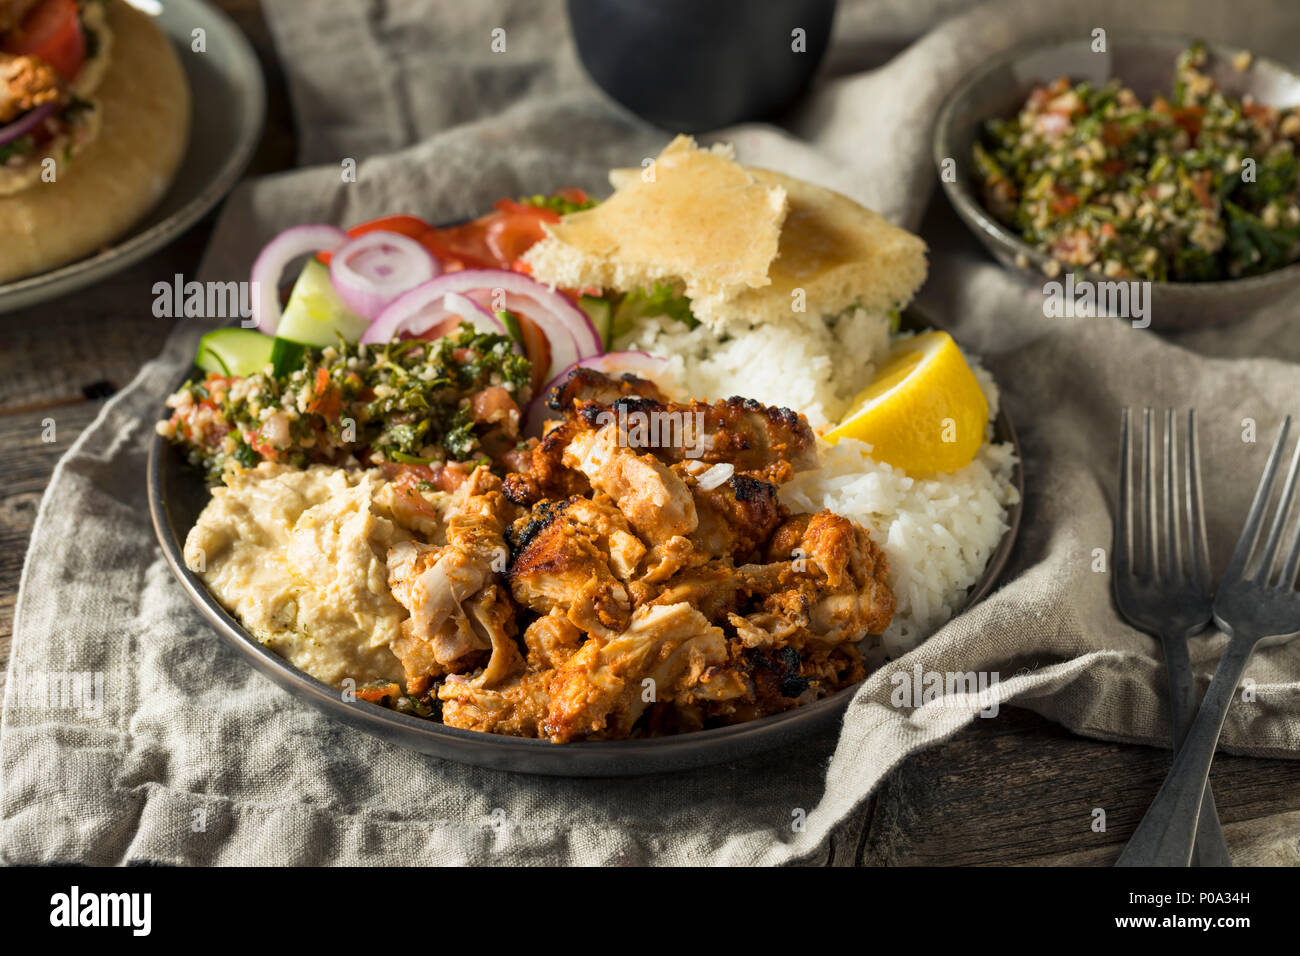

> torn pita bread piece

[
  {"left": 524, "top": 137, "right": 928, "bottom": 326},
  {"left": 520, "top": 134, "right": 788, "bottom": 320},
  {"left": 728, "top": 167, "right": 928, "bottom": 324}
]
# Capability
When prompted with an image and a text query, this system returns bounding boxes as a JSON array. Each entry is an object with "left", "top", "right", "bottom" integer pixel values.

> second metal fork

[
  {"left": 1118, "top": 415, "right": 1300, "bottom": 866},
  {"left": 1113, "top": 408, "right": 1232, "bottom": 866}
]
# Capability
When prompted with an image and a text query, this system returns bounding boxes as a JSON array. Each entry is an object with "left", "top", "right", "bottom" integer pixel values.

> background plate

[
  {"left": 0, "top": 0, "right": 265, "bottom": 314},
  {"left": 148, "top": 308, "right": 1024, "bottom": 777}
]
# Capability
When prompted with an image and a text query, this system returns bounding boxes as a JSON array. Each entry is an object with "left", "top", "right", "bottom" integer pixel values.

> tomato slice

[
  {"left": 317, "top": 214, "right": 433, "bottom": 265},
  {"left": 312, "top": 193, "right": 579, "bottom": 278},
  {"left": 515, "top": 313, "right": 553, "bottom": 394},
  {"left": 484, "top": 202, "right": 560, "bottom": 268},
  {"left": 3, "top": 0, "right": 85, "bottom": 81}
]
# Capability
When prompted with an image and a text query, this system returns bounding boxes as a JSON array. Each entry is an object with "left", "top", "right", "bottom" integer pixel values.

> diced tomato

[
  {"left": 1188, "top": 170, "right": 1214, "bottom": 209},
  {"left": 317, "top": 215, "right": 434, "bottom": 265},
  {"left": 304, "top": 366, "right": 342, "bottom": 419},
  {"left": 1050, "top": 192, "right": 1080, "bottom": 216},
  {"left": 2, "top": 0, "right": 85, "bottom": 81},
  {"left": 470, "top": 386, "right": 520, "bottom": 425},
  {"left": 356, "top": 683, "right": 400, "bottom": 704},
  {"left": 381, "top": 461, "right": 469, "bottom": 495},
  {"left": 1171, "top": 105, "right": 1205, "bottom": 142},
  {"left": 244, "top": 430, "right": 279, "bottom": 462}
]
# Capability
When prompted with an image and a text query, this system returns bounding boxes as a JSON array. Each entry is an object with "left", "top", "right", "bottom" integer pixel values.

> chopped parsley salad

[
  {"left": 158, "top": 190, "right": 700, "bottom": 486},
  {"left": 974, "top": 43, "right": 1300, "bottom": 282}
]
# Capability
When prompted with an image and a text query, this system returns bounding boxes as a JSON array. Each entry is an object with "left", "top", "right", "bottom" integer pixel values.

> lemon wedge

[{"left": 825, "top": 331, "right": 988, "bottom": 474}]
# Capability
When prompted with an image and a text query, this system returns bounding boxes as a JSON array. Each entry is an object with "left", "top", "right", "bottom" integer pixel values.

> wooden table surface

[{"left": 2, "top": 0, "right": 1298, "bottom": 867}]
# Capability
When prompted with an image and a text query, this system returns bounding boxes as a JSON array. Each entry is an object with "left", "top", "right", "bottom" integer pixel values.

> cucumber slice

[
  {"left": 274, "top": 258, "right": 369, "bottom": 349},
  {"left": 194, "top": 328, "right": 276, "bottom": 378},
  {"left": 580, "top": 294, "right": 613, "bottom": 349},
  {"left": 269, "top": 338, "right": 309, "bottom": 377}
]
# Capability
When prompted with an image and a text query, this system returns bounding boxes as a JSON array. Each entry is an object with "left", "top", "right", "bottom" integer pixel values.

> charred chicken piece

[
  {"left": 544, "top": 602, "right": 727, "bottom": 742},
  {"left": 507, "top": 494, "right": 638, "bottom": 637},
  {"left": 680, "top": 466, "right": 786, "bottom": 562}
]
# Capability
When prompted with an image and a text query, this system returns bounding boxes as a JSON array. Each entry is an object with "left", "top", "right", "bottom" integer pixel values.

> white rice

[{"left": 615, "top": 308, "right": 1020, "bottom": 654}]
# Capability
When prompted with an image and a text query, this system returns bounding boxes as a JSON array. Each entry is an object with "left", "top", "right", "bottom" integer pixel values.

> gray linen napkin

[{"left": 3, "top": 0, "right": 1300, "bottom": 866}]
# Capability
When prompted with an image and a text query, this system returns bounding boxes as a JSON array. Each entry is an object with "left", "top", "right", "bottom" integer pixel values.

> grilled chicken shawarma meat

[
  {"left": 0, "top": 53, "right": 60, "bottom": 124},
  {"left": 563, "top": 424, "right": 698, "bottom": 545},
  {"left": 746, "top": 511, "right": 896, "bottom": 644},
  {"left": 681, "top": 467, "right": 785, "bottom": 562},
  {"left": 384, "top": 368, "right": 895, "bottom": 741},
  {"left": 544, "top": 602, "right": 728, "bottom": 742},
  {"left": 502, "top": 369, "right": 668, "bottom": 505},
  {"left": 385, "top": 468, "right": 519, "bottom": 693},
  {"left": 507, "top": 494, "right": 638, "bottom": 637},
  {"left": 439, "top": 669, "right": 551, "bottom": 738},
  {"left": 548, "top": 366, "right": 670, "bottom": 410},
  {"left": 504, "top": 368, "right": 817, "bottom": 504}
]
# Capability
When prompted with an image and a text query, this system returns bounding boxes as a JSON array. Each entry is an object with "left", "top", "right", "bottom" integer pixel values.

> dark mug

[{"left": 567, "top": 0, "right": 837, "bottom": 132}]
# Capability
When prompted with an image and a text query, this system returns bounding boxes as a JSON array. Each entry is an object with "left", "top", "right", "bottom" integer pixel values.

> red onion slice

[
  {"left": 0, "top": 101, "right": 57, "bottom": 148},
  {"left": 359, "top": 270, "right": 601, "bottom": 375},
  {"left": 250, "top": 224, "right": 349, "bottom": 334},
  {"left": 328, "top": 230, "right": 438, "bottom": 319},
  {"left": 524, "top": 351, "right": 670, "bottom": 437},
  {"left": 364, "top": 283, "right": 507, "bottom": 342}
]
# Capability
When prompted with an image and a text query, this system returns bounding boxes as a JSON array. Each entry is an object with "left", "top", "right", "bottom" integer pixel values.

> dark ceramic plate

[
  {"left": 0, "top": 0, "right": 264, "bottom": 314},
  {"left": 148, "top": 309, "right": 1023, "bottom": 776},
  {"left": 934, "top": 33, "right": 1300, "bottom": 331}
]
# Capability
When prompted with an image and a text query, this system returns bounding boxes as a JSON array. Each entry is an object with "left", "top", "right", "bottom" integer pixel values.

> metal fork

[
  {"left": 1112, "top": 409, "right": 1232, "bottom": 867},
  {"left": 1118, "top": 416, "right": 1300, "bottom": 866}
]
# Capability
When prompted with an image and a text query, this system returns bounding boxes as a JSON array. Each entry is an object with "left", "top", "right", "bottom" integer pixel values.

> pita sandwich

[{"left": 0, "top": 0, "right": 191, "bottom": 283}]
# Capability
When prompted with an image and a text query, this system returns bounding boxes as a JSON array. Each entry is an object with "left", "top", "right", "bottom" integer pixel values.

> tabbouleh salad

[
  {"left": 159, "top": 324, "right": 533, "bottom": 484},
  {"left": 974, "top": 43, "right": 1300, "bottom": 282}
]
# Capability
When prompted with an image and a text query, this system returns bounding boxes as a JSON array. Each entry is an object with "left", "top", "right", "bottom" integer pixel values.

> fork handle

[
  {"left": 1117, "top": 634, "right": 1255, "bottom": 866},
  {"left": 1162, "top": 635, "right": 1233, "bottom": 867}
]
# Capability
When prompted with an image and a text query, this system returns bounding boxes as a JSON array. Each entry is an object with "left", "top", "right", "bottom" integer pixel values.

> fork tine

[
  {"left": 1280, "top": 508, "right": 1300, "bottom": 590},
  {"left": 1116, "top": 408, "right": 1132, "bottom": 576},
  {"left": 1254, "top": 431, "right": 1300, "bottom": 585},
  {"left": 1164, "top": 409, "right": 1180, "bottom": 581},
  {"left": 1185, "top": 410, "right": 1211, "bottom": 590},
  {"left": 1225, "top": 416, "right": 1291, "bottom": 584},
  {"left": 1143, "top": 408, "right": 1157, "bottom": 580}
]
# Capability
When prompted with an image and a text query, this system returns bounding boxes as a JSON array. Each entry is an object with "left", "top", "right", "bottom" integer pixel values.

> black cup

[{"left": 567, "top": 0, "right": 837, "bottom": 132}]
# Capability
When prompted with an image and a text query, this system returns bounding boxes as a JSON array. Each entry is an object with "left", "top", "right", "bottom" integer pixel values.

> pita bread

[
  {"left": 724, "top": 167, "right": 928, "bottom": 324},
  {"left": 0, "top": 0, "right": 191, "bottom": 284},
  {"left": 526, "top": 142, "right": 927, "bottom": 325},
  {"left": 521, "top": 135, "right": 788, "bottom": 319}
]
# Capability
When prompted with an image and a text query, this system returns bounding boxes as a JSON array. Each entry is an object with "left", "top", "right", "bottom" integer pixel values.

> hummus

[{"left": 184, "top": 463, "right": 449, "bottom": 689}]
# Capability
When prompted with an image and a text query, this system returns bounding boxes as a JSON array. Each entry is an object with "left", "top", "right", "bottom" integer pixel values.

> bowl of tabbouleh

[{"left": 935, "top": 34, "right": 1300, "bottom": 330}]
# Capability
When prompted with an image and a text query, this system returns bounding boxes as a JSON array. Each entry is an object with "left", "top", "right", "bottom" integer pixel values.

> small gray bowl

[{"left": 934, "top": 33, "right": 1300, "bottom": 331}]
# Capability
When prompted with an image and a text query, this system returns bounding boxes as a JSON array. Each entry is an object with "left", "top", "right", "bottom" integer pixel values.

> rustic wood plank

[{"left": 860, "top": 706, "right": 1300, "bottom": 865}]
